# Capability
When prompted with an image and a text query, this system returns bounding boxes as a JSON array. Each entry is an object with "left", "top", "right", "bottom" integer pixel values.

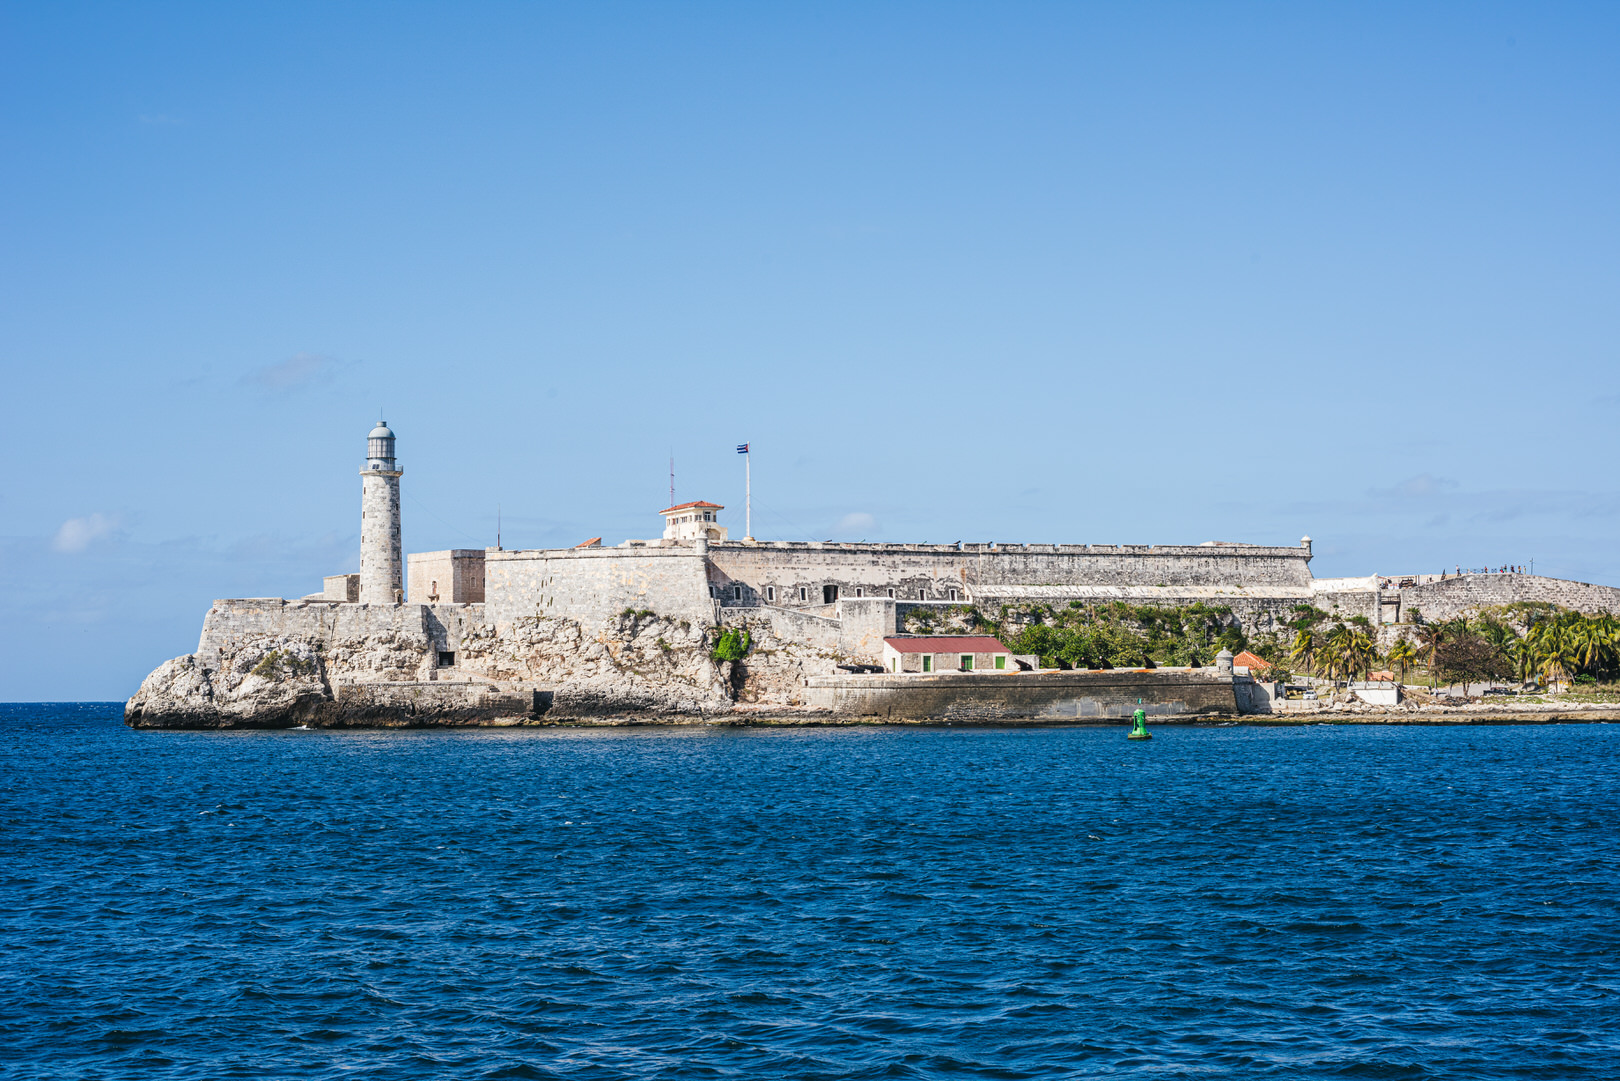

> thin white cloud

[
  {"left": 243, "top": 352, "right": 346, "bottom": 393},
  {"left": 831, "top": 512, "right": 877, "bottom": 538},
  {"left": 53, "top": 513, "right": 122, "bottom": 553},
  {"left": 1368, "top": 474, "right": 1460, "bottom": 500}
]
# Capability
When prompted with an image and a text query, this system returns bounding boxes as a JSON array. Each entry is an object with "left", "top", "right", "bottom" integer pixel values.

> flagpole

[{"left": 745, "top": 448, "right": 752, "bottom": 541}]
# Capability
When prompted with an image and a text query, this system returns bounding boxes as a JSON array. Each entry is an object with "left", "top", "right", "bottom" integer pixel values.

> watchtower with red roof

[{"left": 661, "top": 500, "right": 728, "bottom": 543}]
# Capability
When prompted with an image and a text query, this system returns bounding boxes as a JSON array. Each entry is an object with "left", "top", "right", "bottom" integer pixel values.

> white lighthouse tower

[{"left": 359, "top": 419, "right": 403, "bottom": 604}]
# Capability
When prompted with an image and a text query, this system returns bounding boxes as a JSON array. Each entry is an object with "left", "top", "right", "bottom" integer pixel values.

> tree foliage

[
  {"left": 1434, "top": 632, "right": 1512, "bottom": 694},
  {"left": 994, "top": 601, "right": 1244, "bottom": 670},
  {"left": 711, "top": 628, "right": 752, "bottom": 662}
]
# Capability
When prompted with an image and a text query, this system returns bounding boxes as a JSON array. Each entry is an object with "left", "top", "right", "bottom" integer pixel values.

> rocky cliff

[{"left": 124, "top": 602, "right": 829, "bottom": 729}]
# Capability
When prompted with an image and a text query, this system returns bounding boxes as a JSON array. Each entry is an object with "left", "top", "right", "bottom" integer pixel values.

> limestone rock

[
  {"left": 459, "top": 611, "right": 733, "bottom": 717},
  {"left": 126, "top": 636, "right": 330, "bottom": 728},
  {"left": 126, "top": 609, "right": 738, "bottom": 728}
]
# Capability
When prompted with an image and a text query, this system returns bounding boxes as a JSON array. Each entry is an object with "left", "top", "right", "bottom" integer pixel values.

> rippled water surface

[{"left": 4, "top": 706, "right": 1619, "bottom": 1079}]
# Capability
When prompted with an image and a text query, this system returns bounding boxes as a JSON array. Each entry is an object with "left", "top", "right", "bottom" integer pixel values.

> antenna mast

[{"left": 669, "top": 452, "right": 675, "bottom": 508}]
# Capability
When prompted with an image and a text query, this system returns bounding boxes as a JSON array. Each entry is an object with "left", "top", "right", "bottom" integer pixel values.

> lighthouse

[{"left": 359, "top": 419, "right": 403, "bottom": 604}]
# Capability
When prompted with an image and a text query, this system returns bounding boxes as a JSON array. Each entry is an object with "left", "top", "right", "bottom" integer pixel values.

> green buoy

[{"left": 1128, "top": 699, "right": 1152, "bottom": 740}]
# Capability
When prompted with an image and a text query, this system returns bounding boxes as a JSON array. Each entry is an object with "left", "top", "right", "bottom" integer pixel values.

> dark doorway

[
  {"left": 823, "top": 585, "right": 838, "bottom": 604},
  {"left": 437, "top": 651, "right": 456, "bottom": 667}
]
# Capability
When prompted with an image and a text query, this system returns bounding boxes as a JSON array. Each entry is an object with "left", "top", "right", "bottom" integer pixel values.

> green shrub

[{"left": 711, "top": 629, "right": 752, "bottom": 662}]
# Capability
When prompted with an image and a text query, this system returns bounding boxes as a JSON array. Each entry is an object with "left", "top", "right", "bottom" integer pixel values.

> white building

[
  {"left": 883, "top": 635, "right": 1013, "bottom": 674},
  {"left": 661, "top": 501, "right": 727, "bottom": 543}
]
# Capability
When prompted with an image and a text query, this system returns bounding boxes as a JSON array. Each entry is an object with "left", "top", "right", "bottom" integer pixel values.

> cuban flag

[{"left": 737, "top": 443, "right": 749, "bottom": 454}]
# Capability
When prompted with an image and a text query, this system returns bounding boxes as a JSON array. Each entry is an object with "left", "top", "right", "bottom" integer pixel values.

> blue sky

[{"left": 3, "top": 2, "right": 1618, "bottom": 700}]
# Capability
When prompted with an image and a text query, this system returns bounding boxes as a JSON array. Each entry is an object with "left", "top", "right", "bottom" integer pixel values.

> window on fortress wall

[
  {"left": 856, "top": 588, "right": 864, "bottom": 598},
  {"left": 799, "top": 587, "right": 807, "bottom": 602},
  {"left": 767, "top": 586, "right": 775, "bottom": 602},
  {"left": 709, "top": 585, "right": 717, "bottom": 598},
  {"left": 949, "top": 589, "right": 958, "bottom": 601},
  {"left": 733, "top": 585, "right": 742, "bottom": 601},
  {"left": 888, "top": 588, "right": 895, "bottom": 599}
]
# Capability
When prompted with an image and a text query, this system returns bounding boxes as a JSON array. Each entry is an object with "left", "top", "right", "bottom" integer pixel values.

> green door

[
  {"left": 961, "top": 655, "right": 973, "bottom": 670},
  {"left": 922, "top": 655, "right": 932, "bottom": 672}
]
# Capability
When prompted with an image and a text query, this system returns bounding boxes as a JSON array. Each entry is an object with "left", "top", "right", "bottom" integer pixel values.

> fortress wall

[
  {"left": 707, "top": 545, "right": 970, "bottom": 605},
  {"left": 838, "top": 597, "right": 898, "bottom": 662},
  {"left": 969, "top": 546, "right": 1313, "bottom": 588},
  {"left": 806, "top": 669, "right": 1238, "bottom": 720},
  {"left": 196, "top": 599, "right": 485, "bottom": 658},
  {"left": 1399, "top": 573, "right": 1620, "bottom": 623},
  {"left": 1309, "top": 589, "right": 1382, "bottom": 624},
  {"left": 485, "top": 547, "right": 714, "bottom": 631},
  {"left": 407, "top": 550, "right": 486, "bottom": 604},
  {"left": 705, "top": 541, "right": 1314, "bottom": 610}
]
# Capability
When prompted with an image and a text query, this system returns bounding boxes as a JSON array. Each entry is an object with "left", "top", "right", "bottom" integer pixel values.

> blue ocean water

[{"left": 2, "top": 706, "right": 1618, "bottom": 1080}]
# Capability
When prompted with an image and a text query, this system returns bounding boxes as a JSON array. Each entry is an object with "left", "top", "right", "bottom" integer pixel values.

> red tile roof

[
  {"left": 574, "top": 537, "right": 602, "bottom": 548},
  {"left": 660, "top": 501, "right": 724, "bottom": 514},
  {"left": 884, "top": 636, "right": 1008, "bottom": 654},
  {"left": 1233, "top": 650, "right": 1272, "bottom": 670}
]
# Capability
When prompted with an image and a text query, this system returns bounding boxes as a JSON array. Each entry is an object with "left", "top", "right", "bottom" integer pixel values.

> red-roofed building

[
  {"left": 883, "top": 635, "right": 1013, "bottom": 674},
  {"left": 1233, "top": 650, "right": 1272, "bottom": 673},
  {"left": 660, "top": 501, "right": 727, "bottom": 543}
]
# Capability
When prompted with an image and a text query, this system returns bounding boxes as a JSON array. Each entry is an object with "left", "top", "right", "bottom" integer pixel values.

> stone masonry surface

[{"left": 359, "top": 469, "right": 402, "bottom": 604}]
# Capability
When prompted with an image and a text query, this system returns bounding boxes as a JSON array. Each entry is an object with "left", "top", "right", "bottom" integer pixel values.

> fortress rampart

[
  {"left": 703, "top": 539, "right": 1313, "bottom": 608},
  {"left": 1398, "top": 573, "right": 1620, "bottom": 623},
  {"left": 484, "top": 546, "right": 714, "bottom": 629},
  {"left": 197, "top": 598, "right": 483, "bottom": 664}
]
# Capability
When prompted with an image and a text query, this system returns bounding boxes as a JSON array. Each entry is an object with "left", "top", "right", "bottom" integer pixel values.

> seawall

[{"left": 806, "top": 669, "right": 1239, "bottom": 721}]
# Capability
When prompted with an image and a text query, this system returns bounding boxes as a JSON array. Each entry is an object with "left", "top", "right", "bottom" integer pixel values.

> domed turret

[{"left": 366, "top": 420, "right": 397, "bottom": 471}]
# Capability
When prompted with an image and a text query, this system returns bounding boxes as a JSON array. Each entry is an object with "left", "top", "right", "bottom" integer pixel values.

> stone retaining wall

[{"left": 806, "top": 669, "right": 1238, "bottom": 721}]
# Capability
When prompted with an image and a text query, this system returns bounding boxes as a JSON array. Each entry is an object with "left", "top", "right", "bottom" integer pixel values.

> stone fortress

[{"left": 125, "top": 421, "right": 1620, "bottom": 728}]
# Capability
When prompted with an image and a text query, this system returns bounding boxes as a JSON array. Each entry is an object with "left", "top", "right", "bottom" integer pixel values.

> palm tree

[
  {"left": 1346, "top": 629, "right": 1378, "bottom": 682},
  {"left": 1573, "top": 615, "right": 1615, "bottom": 679},
  {"left": 1290, "top": 627, "right": 1318, "bottom": 674},
  {"left": 1532, "top": 618, "right": 1577, "bottom": 692},
  {"left": 1316, "top": 624, "right": 1359, "bottom": 685},
  {"left": 1415, "top": 623, "right": 1447, "bottom": 690},
  {"left": 1387, "top": 636, "right": 1417, "bottom": 684}
]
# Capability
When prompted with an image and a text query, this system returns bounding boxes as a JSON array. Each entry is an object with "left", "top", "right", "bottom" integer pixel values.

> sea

[{"left": 3, "top": 704, "right": 1617, "bottom": 1080}]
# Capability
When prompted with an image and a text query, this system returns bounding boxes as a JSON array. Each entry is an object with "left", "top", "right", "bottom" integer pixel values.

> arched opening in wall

[
  {"left": 949, "top": 589, "right": 959, "bottom": 601},
  {"left": 823, "top": 585, "right": 838, "bottom": 604},
  {"left": 887, "top": 588, "right": 895, "bottom": 598}
]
